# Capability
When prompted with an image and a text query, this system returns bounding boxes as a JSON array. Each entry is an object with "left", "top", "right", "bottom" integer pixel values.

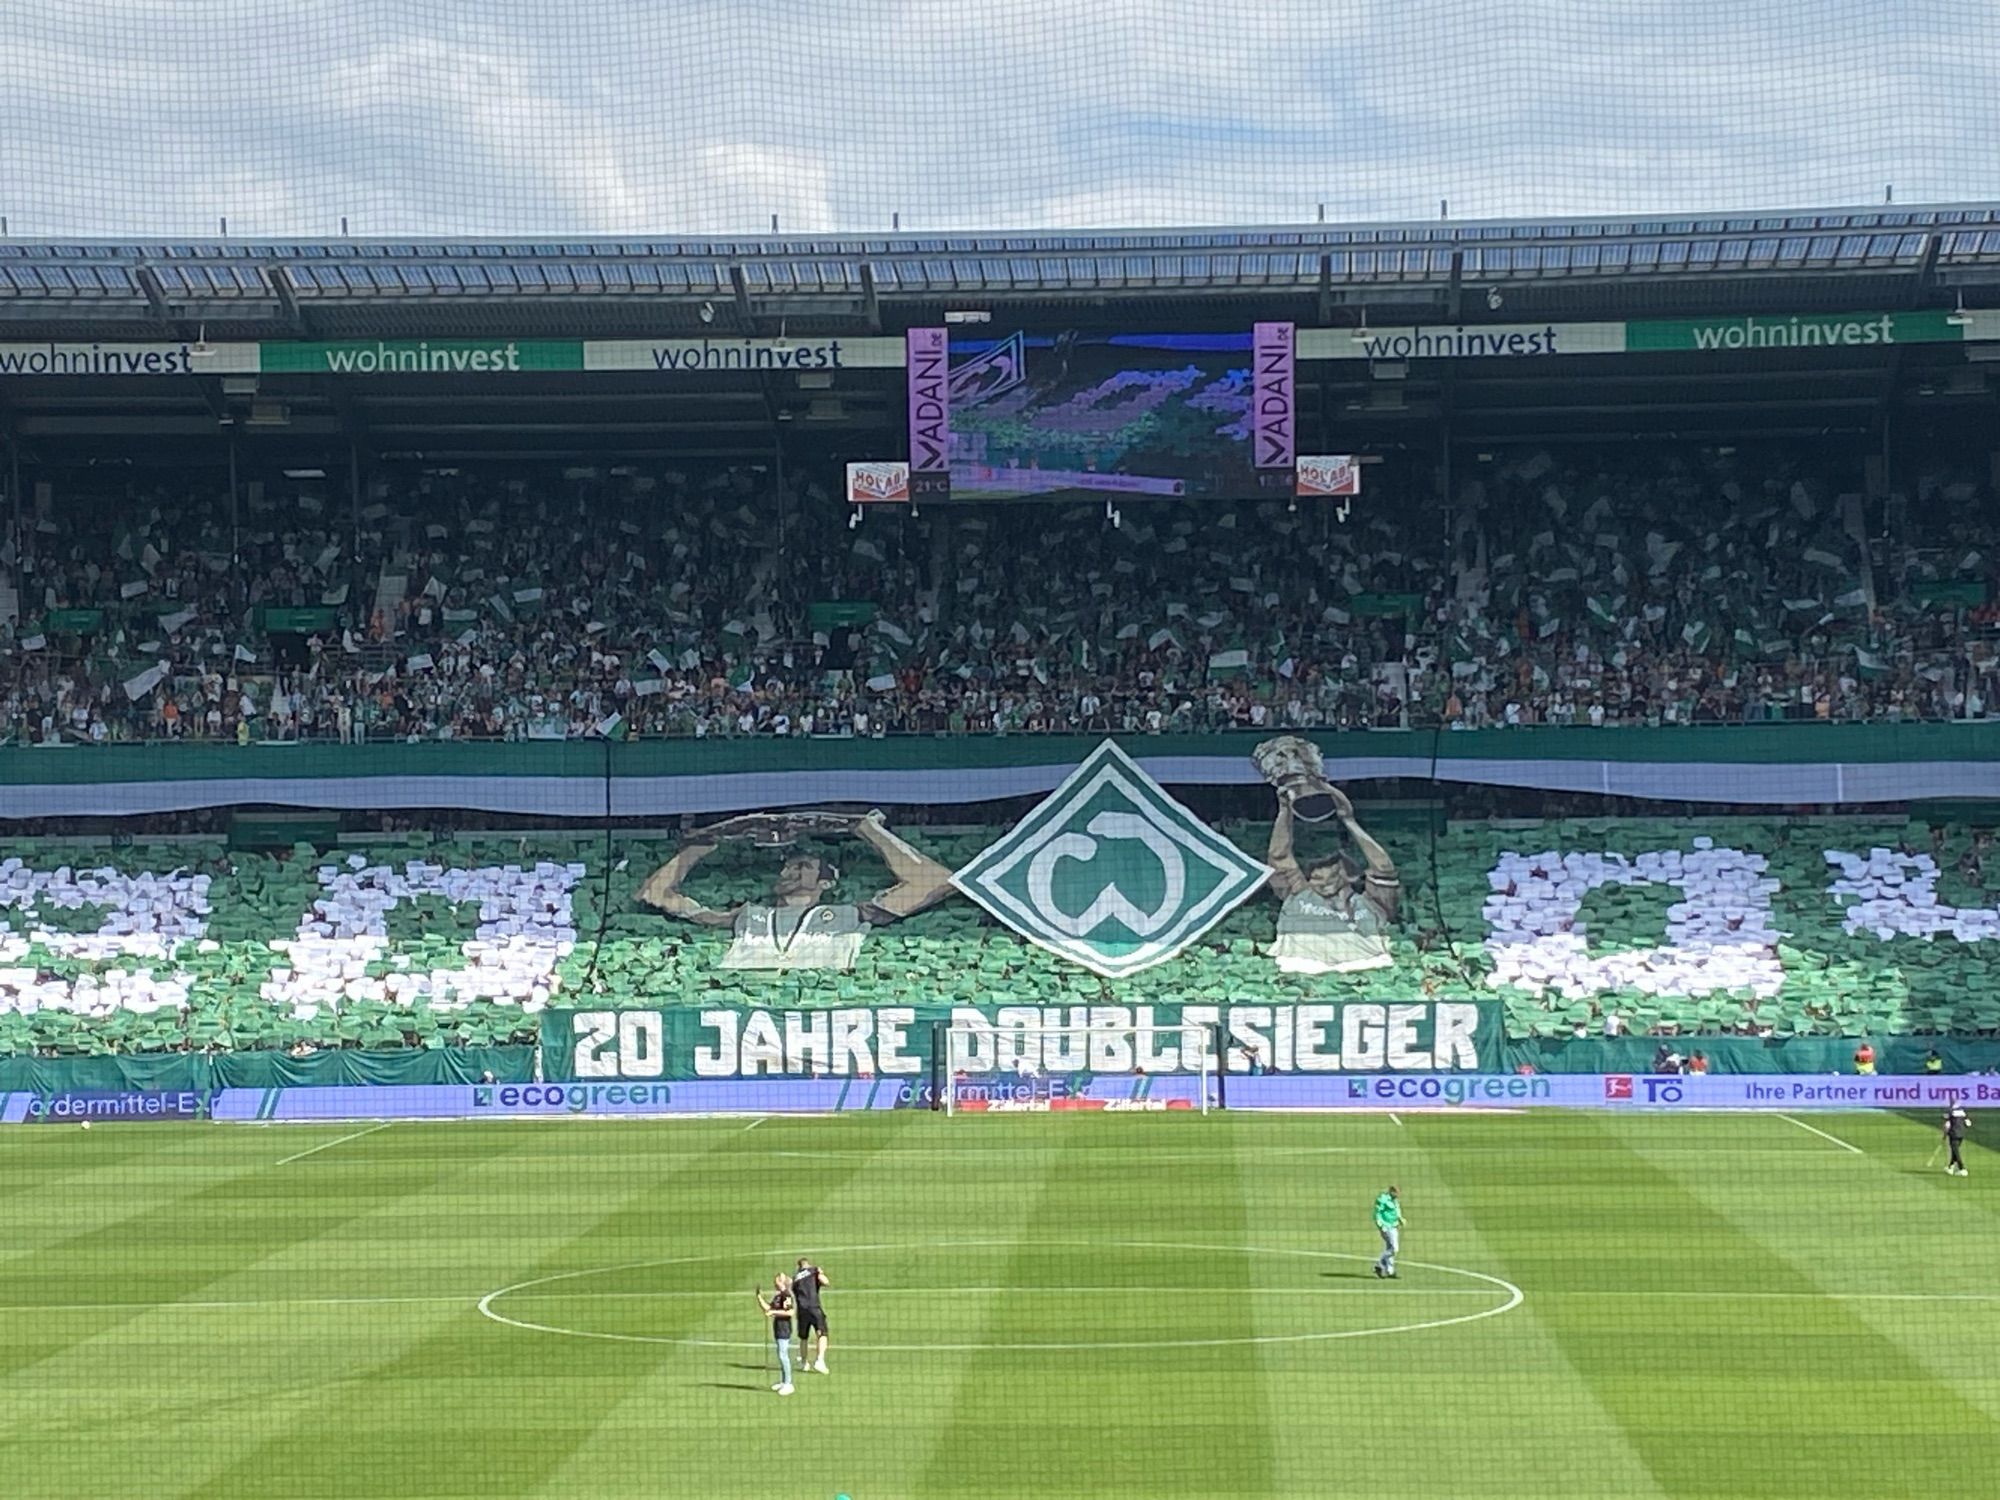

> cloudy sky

[{"left": 3, "top": 0, "right": 1997, "bottom": 237}]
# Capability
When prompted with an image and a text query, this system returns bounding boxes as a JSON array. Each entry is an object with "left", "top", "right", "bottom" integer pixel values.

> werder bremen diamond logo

[{"left": 952, "top": 740, "right": 1270, "bottom": 978}]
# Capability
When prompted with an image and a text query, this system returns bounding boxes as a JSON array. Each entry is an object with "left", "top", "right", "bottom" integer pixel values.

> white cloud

[{"left": 0, "top": 0, "right": 1994, "bottom": 235}]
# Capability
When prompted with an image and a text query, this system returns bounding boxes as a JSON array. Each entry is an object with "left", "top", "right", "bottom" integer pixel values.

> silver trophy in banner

[
  {"left": 689, "top": 809, "right": 869, "bottom": 848},
  {"left": 1252, "top": 735, "right": 1341, "bottom": 823}
]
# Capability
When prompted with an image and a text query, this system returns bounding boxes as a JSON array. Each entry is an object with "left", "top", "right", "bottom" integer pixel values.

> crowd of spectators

[{"left": 3, "top": 445, "right": 1998, "bottom": 745}]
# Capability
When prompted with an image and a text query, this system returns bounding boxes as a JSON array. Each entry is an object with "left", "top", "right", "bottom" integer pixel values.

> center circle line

[{"left": 474, "top": 1238, "right": 1525, "bottom": 1352}]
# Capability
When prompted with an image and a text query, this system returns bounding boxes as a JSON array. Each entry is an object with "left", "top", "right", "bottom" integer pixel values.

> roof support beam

[
  {"left": 134, "top": 264, "right": 171, "bottom": 326},
  {"left": 269, "top": 265, "right": 305, "bottom": 334},
  {"left": 859, "top": 263, "right": 882, "bottom": 335}
]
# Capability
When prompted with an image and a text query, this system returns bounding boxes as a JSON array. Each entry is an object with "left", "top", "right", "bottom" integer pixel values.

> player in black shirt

[
  {"left": 755, "top": 1272, "right": 796, "bottom": 1394},
  {"left": 793, "top": 1257, "right": 830, "bottom": 1375},
  {"left": 1943, "top": 1104, "right": 1972, "bottom": 1176}
]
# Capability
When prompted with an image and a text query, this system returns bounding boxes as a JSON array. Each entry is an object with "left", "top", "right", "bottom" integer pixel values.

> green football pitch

[{"left": 0, "top": 1109, "right": 1991, "bottom": 1499}]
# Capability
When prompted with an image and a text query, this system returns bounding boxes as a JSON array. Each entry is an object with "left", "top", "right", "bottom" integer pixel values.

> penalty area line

[
  {"left": 275, "top": 1121, "right": 392, "bottom": 1166},
  {"left": 1776, "top": 1114, "right": 1864, "bottom": 1155}
]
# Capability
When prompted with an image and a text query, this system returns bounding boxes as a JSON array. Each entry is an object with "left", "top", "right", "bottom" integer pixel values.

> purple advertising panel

[
  {"left": 905, "top": 326, "right": 950, "bottom": 499},
  {"left": 2, "top": 1090, "right": 208, "bottom": 1123},
  {"left": 1225, "top": 1071, "right": 2000, "bottom": 1111},
  {"left": 12, "top": 1072, "right": 1994, "bottom": 1127},
  {"left": 1251, "top": 321, "right": 1295, "bottom": 470},
  {"left": 202, "top": 1074, "right": 1193, "bottom": 1122}
]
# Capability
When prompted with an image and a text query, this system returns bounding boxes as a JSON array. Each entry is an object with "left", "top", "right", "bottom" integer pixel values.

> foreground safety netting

[{"left": 5, "top": 0, "right": 2000, "bottom": 234}]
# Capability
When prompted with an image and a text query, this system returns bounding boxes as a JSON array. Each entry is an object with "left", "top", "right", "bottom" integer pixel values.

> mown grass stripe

[
  {"left": 193, "top": 1115, "right": 907, "bottom": 1499},
  {"left": 1445, "top": 1113, "right": 1999, "bottom": 1498},
  {"left": 0, "top": 1125, "right": 539, "bottom": 1493},
  {"left": 915, "top": 1115, "right": 1277, "bottom": 1498}
]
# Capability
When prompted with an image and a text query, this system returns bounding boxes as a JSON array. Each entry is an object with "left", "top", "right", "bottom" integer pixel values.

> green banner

[
  {"left": 3, "top": 722, "right": 1998, "bottom": 817},
  {"left": 0, "top": 1045, "right": 532, "bottom": 1094},
  {"left": 1349, "top": 592, "right": 1424, "bottom": 618},
  {"left": 41, "top": 608, "right": 104, "bottom": 634},
  {"left": 258, "top": 605, "right": 338, "bottom": 633},
  {"left": 541, "top": 1001, "right": 1501, "bottom": 1082},
  {"left": 227, "top": 812, "right": 341, "bottom": 850},
  {"left": 1302, "top": 309, "right": 1982, "bottom": 363},
  {"left": 809, "top": 601, "right": 878, "bottom": 628},
  {"left": 1626, "top": 309, "right": 1960, "bottom": 354},
  {"left": 258, "top": 339, "right": 583, "bottom": 375},
  {"left": 1913, "top": 579, "right": 1988, "bottom": 609}
]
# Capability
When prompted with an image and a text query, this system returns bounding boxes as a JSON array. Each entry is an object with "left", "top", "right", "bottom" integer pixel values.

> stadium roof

[
  {"left": 3, "top": 203, "right": 1998, "bottom": 340},
  {"left": 1, "top": 204, "right": 1994, "bottom": 469}
]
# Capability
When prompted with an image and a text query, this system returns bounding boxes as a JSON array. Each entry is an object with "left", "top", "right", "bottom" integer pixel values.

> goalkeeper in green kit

[{"left": 1372, "top": 1186, "right": 1403, "bottom": 1279}]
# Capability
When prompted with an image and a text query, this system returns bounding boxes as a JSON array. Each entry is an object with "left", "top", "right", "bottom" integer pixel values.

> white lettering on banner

[
  {"left": 263, "top": 861, "right": 581, "bottom": 1020},
  {"left": 1044, "top": 1022, "right": 1087, "bottom": 1071},
  {"left": 1134, "top": 1006, "right": 1181, "bottom": 1072},
  {"left": 1180, "top": 1005, "right": 1220, "bottom": 1070},
  {"left": 695, "top": 1009, "right": 739, "bottom": 1077},
  {"left": 1227, "top": 1005, "right": 1272, "bottom": 1072},
  {"left": 1088, "top": 1006, "right": 1134, "bottom": 1071},
  {"left": 785, "top": 1010, "right": 830, "bottom": 1074},
  {"left": 1482, "top": 846, "right": 1784, "bottom": 1001},
  {"left": 1433, "top": 1003, "right": 1481, "bottom": 1069},
  {"left": 1295, "top": 1003, "right": 1337, "bottom": 1070},
  {"left": 831, "top": 1008, "right": 875, "bottom": 1076},
  {"left": 1825, "top": 849, "right": 2000, "bottom": 941},
  {"left": 1342, "top": 1004, "right": 1387, "bottom": 1070},
  {"left": 739, "top": 1011, "right": 784, "bottom": 1075},
  {"left": 619, "top": 1011, "right": 665, "bottom": 1078},
  {"left": 950, "top": 1005, "right": 996, "bottom": 1068},
  {"left": 875, "top": 1008, "right": 919, "bottom": 1074},
  {"left": 572, "top": 1011, "right": 619, "bottom": 1077},
  {"left": 1386, "top": 1003, "right": 1430, "bottom": 1069},
  {"left": 994, "top": 1005, "right": 1042, "bottom": 1072}
]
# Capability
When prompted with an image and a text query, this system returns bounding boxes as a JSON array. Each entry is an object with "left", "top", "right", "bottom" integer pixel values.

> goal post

[{"left": 937, "top": 1018, "right": 1219, "bottom": 1116}]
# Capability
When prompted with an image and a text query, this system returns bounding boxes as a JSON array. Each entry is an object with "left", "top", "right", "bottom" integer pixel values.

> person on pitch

[
  {"left": 792, "top": 1257, "right": 831, "bottom": 1374},
  {"left": 1372, "top": 1185, "right": 1404, "bottom": 1279},
  {"left": 756, "top": 1271, "right": 797, "bottom": 1395},
  {"left": 1943, "top": 1103, "right": 1972, "bottom": 1177}
]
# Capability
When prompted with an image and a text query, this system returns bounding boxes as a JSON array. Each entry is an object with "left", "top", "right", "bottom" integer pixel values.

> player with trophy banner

[
  {"left": 636, "top": 808, "right": 952, "bottom": 971},
  {"left": 1253, "top": 736, "right": 1399, "bottom": 974}
]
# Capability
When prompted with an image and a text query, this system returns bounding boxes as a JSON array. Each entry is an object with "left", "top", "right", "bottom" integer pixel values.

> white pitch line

[
  {"left": 9, "top": 1285, "right": 1999, "bottom": 1318},
  {"left": 1563, "top": 1289, "right": 2000, "bottom": 1304},
  {"left": 740, "top": 1116, "right": 767, "bottom": 1133},
  {"left": 274, "top": 1121, "right": 392, "bottom": 1166},
  {"left": 1389, "top": 1113, "right": 1404, "bottom": 1128},
  {"left": 1777, "top": 1113, "right": 1865, "bottom": 1155}
]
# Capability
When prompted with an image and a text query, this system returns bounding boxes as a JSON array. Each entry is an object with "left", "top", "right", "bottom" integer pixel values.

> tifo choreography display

[{"left": 3, "top": 24, "right": 2000, "bottom": 1480}]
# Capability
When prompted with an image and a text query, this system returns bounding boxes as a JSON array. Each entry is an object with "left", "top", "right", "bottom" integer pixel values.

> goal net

[{"left": 940, "top": 1020, "right": 1216, "bottom": 1116}]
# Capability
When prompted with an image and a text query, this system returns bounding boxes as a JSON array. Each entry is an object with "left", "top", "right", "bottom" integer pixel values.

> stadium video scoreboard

[{"left": 846, "top": 321, "right": 1359, "bottom": 509}]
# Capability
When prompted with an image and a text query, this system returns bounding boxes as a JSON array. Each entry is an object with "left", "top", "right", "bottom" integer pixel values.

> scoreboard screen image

[{"left": 945, "top": 330, "right": 1271, "bottom": 502}]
